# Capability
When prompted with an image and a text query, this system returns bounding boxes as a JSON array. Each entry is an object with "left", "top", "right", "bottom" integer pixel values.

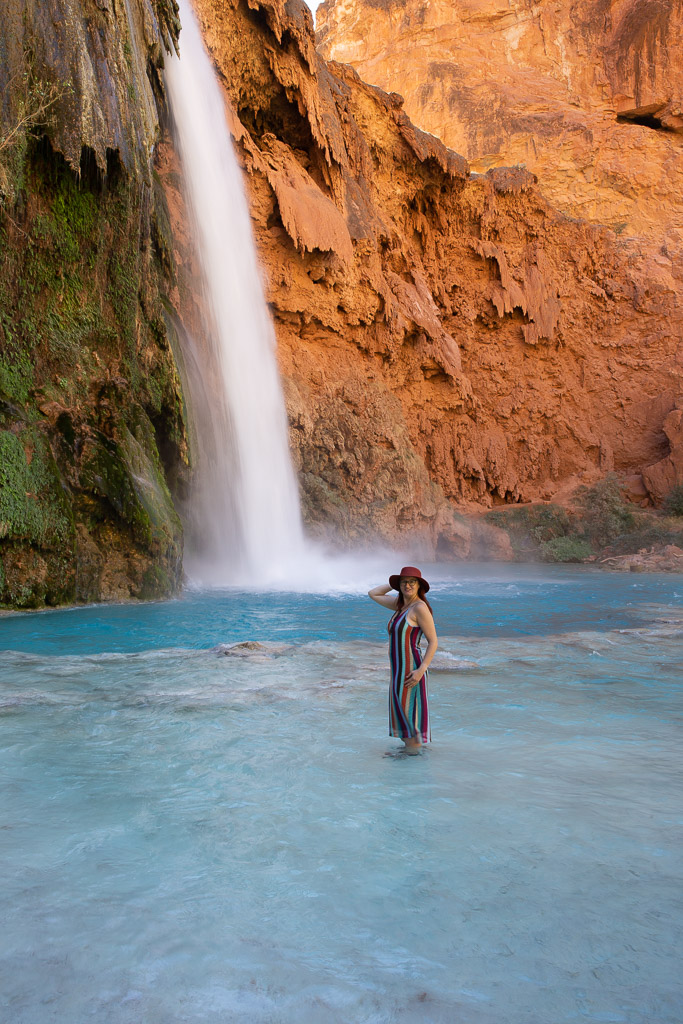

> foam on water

[{"left": 1, "top": 570, "right": 682, "bottom": 1023}]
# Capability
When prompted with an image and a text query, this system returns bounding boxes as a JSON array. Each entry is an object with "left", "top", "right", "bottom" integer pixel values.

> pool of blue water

[
  {"left": 1, "top": 565, "right": 682, "bottom": 1024},
  {"left": 1, "top": 563, "right": 681, "bottom": 655}
]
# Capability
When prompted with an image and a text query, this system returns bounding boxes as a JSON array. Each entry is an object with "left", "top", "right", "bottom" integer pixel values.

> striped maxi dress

[{"left": 387, "top": 605, "right": 431, "bottom": 743}]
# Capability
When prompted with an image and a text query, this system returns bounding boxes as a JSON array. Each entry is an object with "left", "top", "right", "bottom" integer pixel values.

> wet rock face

[
  {"left": 316, "top": 0, "right": 683, "bottom": 254},
  {"left": 0, "top": 1, "right": 187, "bottom": 608},
  {"left": 0, "top": 0, "right": 180, "bottom": 179},
  {"left": 167, "top": 0, "right": 682, "bottom": 555}
]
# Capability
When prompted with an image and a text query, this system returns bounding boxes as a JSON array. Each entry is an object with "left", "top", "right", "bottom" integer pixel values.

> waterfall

[{"left": 164, "top": 0, "right": 306, "bottom": 587}]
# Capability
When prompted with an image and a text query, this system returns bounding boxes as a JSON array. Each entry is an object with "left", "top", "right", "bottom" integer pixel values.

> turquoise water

[
  {"left": 1, "top": 564, "right": 680, "bottom": 654},
  {"left": 1, "top": 565, "right": 682, "bottom": 1023}
]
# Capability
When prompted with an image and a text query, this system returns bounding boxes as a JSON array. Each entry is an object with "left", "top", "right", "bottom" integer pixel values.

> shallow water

[
  {"left": 2, "top": 563, "right": 680, "bottom": 654},
  {"left": 1, "top": 566, "right": 682, "bottom": 1023}
]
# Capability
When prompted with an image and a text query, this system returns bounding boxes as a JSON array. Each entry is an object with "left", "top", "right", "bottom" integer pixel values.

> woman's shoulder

[
  {"left": 406, "top": 599, "right": 429, "bottom": 620},
  {"left": 414, "top": 599, "right": 434, "bottom": 619}
]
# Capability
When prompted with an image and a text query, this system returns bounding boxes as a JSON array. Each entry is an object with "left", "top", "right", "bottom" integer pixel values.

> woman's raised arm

[{"left": 368, "top": 584, "right": 398, "bottom": 610}]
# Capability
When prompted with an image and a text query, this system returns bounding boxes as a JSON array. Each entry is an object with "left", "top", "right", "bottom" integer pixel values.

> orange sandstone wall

[
  {"left": 161, "top": 0, "right": 682, "bottom": 556},
  {"left": 317, "top": 0, "right": 683, "bottom": 255}
]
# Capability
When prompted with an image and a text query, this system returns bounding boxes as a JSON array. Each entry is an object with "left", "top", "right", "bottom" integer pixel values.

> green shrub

[
  {"left": 541, "top": 536, "right": 593, "bottom": 562},
  {"left": 604, "top": 522, "right": 682, "bottom": 555},
  {"left": 576, "top": 474, "right": 635, "bottom": 547},
  {"left": 485, "top": 503, "right": 579, "bottom": 560},
  {"left": 486, "top": 504, "right": 571, "bottom": 541},
  {"left": 527, "top": 505, "right": 571, "bottom": 543},
  {"left": 663, "top": 485, "right": 683, "bottom": 518}
]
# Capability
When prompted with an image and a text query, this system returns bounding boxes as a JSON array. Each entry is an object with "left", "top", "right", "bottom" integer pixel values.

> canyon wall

[
  {"left": 173, "top": 0, "right": 681, "bottom": 556},
  {"left": 0, "top": 0, "right": 188, "bottom": 607},
  {"left": 317, "top": 0, "right": 683, "bottom": 255},
  {"left": 1, "top": 0, "right": 682, "bottom": 607}
]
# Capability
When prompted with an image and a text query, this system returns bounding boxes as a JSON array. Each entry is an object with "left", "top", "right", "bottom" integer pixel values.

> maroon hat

[{"left": 389, "top": 566, "right": 430, "bottom": 593}]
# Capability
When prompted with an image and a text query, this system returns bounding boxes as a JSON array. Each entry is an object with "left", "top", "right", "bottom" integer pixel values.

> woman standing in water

[{"left": 369, "top": 567, "right": 438, "bottom": 752}]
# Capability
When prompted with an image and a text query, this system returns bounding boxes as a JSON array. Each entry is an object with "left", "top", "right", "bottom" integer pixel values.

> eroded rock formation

[
  {"left": 317, "top": 0, "right": 683, "bottom": 255},
  {"left": 164, "top": 0, "right": 681, "bottom": 557},
  {"left": 0, "top": 0, "right": 187, "bottom": 606},
  {"left": 643, "top": 401, "right": 683, "bottom": 504}
]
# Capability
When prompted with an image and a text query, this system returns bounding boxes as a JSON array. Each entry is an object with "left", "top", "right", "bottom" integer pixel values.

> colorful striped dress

[{"left": 388, "top": 605, "right": 430, "bottom": 743}]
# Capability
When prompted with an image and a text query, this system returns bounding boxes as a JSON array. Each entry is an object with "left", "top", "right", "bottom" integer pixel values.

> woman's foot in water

[{"left": 404, "top": 737, "right": 422, "bottom": 755}]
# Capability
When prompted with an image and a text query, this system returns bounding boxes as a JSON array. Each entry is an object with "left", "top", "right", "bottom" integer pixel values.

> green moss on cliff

[
  {"left": 1, "top": 145, "right": 138, "bottom": 382},
  {"left": 0, "top": 424, "right": 76, "bottom": 607},
  {"left": 0, "top": 138, "right": 188, "bottom": 608},
  {"left": 0, "top": 427, "right": 72, "bottom": 545},
  {"left": 0, "top": 351, "right": 34, "bottom": 405},
  {"left": 81, "top": 414, "right": 181, "bottom": 552}
]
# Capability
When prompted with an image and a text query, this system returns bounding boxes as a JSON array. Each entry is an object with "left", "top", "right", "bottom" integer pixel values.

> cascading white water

[{"left": 165, "top": 0, "right": 306, "bottom": 586}]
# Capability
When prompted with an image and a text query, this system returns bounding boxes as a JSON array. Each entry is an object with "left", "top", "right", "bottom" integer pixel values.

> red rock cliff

[
  {"left": 162, "top": 0, "right": 682, "bottom": 557},
  {"left": 317, "top": 0, "right": 683, "bottom": 256}
]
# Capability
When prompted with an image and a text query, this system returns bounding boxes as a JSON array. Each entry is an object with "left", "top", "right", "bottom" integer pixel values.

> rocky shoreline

[{"left": 599, "top": 545, "right": 683, "bottom": 573}]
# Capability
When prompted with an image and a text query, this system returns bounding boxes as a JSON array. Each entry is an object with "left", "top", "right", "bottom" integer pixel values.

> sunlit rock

[{"left": 317, "top": 0, "right": 683, "bottom": 253}]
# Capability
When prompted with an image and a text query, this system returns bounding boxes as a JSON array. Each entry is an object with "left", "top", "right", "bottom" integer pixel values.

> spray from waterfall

[{"left": 165, "top": 0, "right": 306, "bottom": 587}]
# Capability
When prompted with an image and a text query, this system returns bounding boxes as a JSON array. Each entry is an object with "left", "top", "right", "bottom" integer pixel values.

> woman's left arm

[{"left": 405, "top": 604, "right": 438, "bottom": 687}]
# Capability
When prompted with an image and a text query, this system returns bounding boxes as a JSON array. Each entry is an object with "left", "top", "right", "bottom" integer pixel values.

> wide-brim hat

[{"left": 389, "top": 565, "right": 430, "bottom": 593}]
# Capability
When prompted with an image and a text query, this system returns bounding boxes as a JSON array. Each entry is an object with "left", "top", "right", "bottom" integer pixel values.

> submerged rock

[
  {"left": 215, "top": 641, "right": 293, "bottom": 658},
  {"left": 430, "top": 653, "right": 480, "bottom": 673}
]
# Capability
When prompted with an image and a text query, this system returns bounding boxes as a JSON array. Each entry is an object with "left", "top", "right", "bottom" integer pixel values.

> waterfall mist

[{"left": 165, "top": 0, "right": 306, "bottom": 587}]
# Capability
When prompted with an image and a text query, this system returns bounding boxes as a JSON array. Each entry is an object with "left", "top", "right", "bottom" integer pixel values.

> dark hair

[{"left": 396, "top": 581, "right": 433, "bottom": 617}]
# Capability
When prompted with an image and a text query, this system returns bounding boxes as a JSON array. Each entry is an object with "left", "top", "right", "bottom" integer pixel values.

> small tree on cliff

[{"left": 0, "top": 70, "right": 64, "bottom": 206}]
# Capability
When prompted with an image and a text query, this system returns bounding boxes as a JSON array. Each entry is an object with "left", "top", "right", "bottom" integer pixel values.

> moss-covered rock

[
  {"left": 0, "top": 113, "right": 188, "bottom": 608},
  {"left": 0, "top": 0, "right": 192, "bottom": 608},
  {"left": 0, "top": 426, "right": 73, "bottom": 546},
  {"left": 0, "top": 0, "right": 180, "bottom": 184},
  {"left": 79, "top": 411, "right": 182, "bottom": 582}
]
